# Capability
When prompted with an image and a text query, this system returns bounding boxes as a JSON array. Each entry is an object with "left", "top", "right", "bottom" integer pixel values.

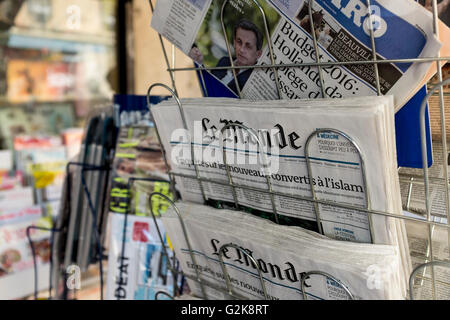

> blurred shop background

[{"left": 0, "top": 0, "right": 201, "bottom": 300}]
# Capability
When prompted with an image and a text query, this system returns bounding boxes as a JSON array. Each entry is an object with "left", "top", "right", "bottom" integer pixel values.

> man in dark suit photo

[{"left": 189, "top": 19, "right": 263, "bottom": 95}]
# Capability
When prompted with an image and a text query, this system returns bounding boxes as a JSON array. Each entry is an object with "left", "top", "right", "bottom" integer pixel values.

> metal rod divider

[
  {"left": 167, "top": 56, "right": 450, "bottom": 73},
  {"left": 167, "top": 170, "right": 450, "bottom": 229},
  {"left": 218, "top": 243, "right": 269, "bottom": 300},
  {"left": 307, "top": 0, "right": 326, "bottom": 98}
]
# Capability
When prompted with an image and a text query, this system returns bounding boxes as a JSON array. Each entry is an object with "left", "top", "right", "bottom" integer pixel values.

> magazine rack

[
  {"left": 141, "top": 0, "right": 450, "bottom": 300},
  {"left": 64, "top": 161, "right": 110, "bottom": 300}
]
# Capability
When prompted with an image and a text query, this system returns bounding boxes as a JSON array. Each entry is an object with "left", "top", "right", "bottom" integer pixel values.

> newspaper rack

[
  {"left": 28, "top": 0, "right": 450, "bottom": 300},
  {"left": 141, "top": 0, "right": 450, "bottom": 300}
]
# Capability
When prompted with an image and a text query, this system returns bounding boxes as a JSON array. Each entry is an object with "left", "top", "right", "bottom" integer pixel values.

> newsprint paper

[
  {"left": 105, "top": 213, "right": 178, "bottom": 300},
  {"left": 161, "top": 201, "right": 407, "bottom": 300},
  {"left": 151, "top": 0, "right": 444, "bottom": 110},
  {"left": 151, "top": 96, "right": 412, "bottom": 293}
]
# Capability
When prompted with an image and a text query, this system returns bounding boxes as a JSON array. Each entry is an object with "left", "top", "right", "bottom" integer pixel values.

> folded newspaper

[
  {"left": 161, "top": 201, "right": 407, "bottom": 300},
  {"left": 151, "top": 95, "right": 412, "bottom": 291},
  {"left": 151, "top": 0, "right": 447, "bottom": 110}
]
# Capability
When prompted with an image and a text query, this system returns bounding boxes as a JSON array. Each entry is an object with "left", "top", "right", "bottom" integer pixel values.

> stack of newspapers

[
  {"left": 162, "top": 201, "right": 406, "bottom": 300},
  {"left": 151, "top": 95, "right": 412, "bottom": 299}
]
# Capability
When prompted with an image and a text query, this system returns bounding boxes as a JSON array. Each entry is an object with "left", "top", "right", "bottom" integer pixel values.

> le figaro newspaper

[{"left": 151, "top": 0, "right": 446, "bottom": 110}]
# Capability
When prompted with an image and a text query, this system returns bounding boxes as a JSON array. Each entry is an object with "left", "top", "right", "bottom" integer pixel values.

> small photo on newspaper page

[
  {"left": 188, "top": 0, "right": 281, "bottom": 96},
  {"left": 417, "top": 0, "right": 450, "bottom": 27}
]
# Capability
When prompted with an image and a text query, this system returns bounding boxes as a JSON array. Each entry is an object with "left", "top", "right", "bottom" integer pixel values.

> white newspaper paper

[
  {"left": 151, "top": 96, "right": 400, "bottom": 245},
  {"left": 151, "top": 0, "right": 443, "bottom": 110},
  {"left": 162, "top": 201, "right": 406, "bottom": 300},
  {"left": 405, "top": 220, "right": 450, "bottom": 300}
]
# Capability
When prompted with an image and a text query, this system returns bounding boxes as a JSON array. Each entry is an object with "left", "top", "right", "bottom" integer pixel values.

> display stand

[
  {"left": 28, "top": 0, "right": 450, "bottom": 300},
  {"left": 141, "top": 0, "right": 450, "bottom": 300}
]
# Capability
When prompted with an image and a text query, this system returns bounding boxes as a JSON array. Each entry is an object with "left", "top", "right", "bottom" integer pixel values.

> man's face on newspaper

[{"left": 234, "top": 28, "right": 262, "bottom": 67}]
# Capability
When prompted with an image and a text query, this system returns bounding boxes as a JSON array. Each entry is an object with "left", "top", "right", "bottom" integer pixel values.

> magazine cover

[
  {"left": 7, "top": 59, "right": 76, "bottom": 103},
  {"left": 0, "top": 187, "right": 42, "bottom": 228},
  {"left": 0, "top": 217, "right": 52, "bottom": 299}
]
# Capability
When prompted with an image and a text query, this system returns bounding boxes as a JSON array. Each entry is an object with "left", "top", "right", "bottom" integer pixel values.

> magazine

[
  {"left": 151, "top": 96, "right": 401, "bottom": 244},
  {"left": 151, "top": 0, "right": 448, "bottom": 110},
  {"left": 0, "top": 217, "right": 51, "bottom": 299}
]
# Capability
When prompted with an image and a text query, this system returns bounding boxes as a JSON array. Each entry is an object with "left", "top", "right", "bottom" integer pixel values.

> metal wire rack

[{"left": 141, "top": 0, "right": 450, "bottom": 300}]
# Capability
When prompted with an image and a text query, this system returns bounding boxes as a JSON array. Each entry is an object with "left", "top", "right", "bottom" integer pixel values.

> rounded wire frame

[
  {"left": 364, "top": 0, "right": 382, "bottom": 95},
  {"left": 26, "top": 226, "right": 62, "bottom": 300},
  {"left": 218, "top": 243, "right": 269, "bottom": 300},
  {"left": 220, "top": 122, "right": 279, "bottom": 224},
  {"left": 304, "top": 128, "right": 374, "bottom": 243},
  {"left": 301, "top": 270, "right": 355, "bottom": 300}
]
